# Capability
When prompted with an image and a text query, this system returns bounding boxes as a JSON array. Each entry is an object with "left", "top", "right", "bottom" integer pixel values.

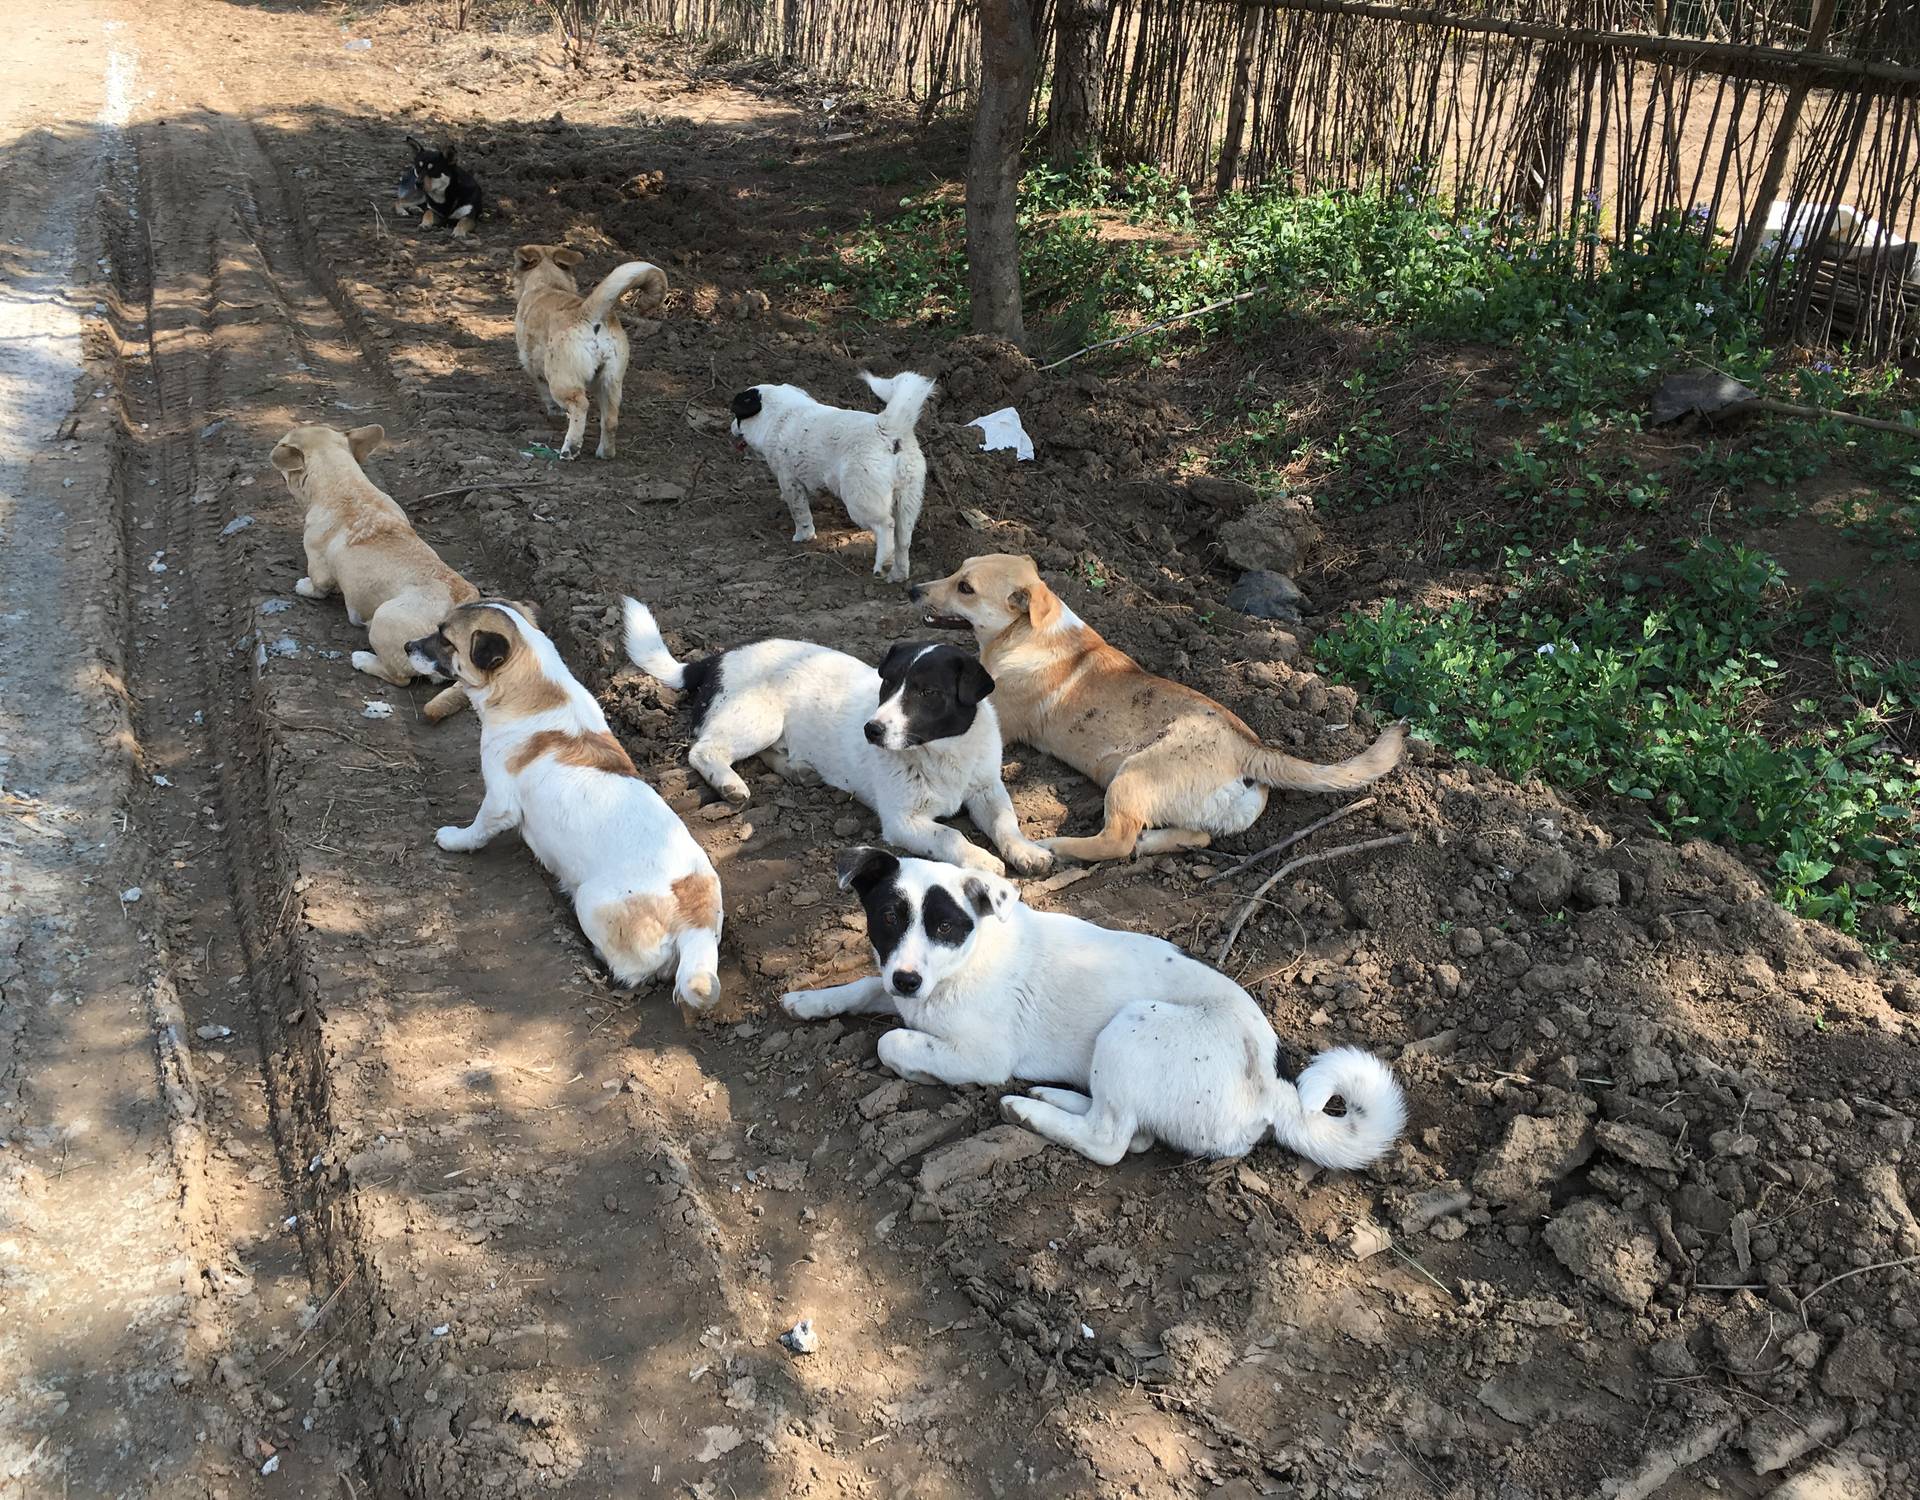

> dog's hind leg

[
  {"left": 1000, "top": 1093, "right": 1138, "bottom": 1165},
  {"left": 1025, "top": 1086, "right": 1093, "bottom": 1115},
  {"left": 1135, "top": 827, "right": 1213, "bottom": 855},
  {"left": 355, "top": 605, "right": 424, "bottom": 686},
  {"left": 553, "top": 383, "right": 590, "bottom": 459},
  {"left": 868, "top": 513, "right": 895, "bottom": 578},
  {"left": 594, "top": 367, "right": 624, "bottom": 460},
  {"left": 1040, "top": 799, "right": 1148, "bottom": 865},
  {"left": 889, "top": 471, "right": 924, "bottom": 584},
  {"left": 687, "top": 697, "right": 779, "bottom": 804}
]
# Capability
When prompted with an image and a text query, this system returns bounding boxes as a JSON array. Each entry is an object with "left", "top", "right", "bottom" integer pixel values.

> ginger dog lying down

[
  {"left": 783, "top": 849, "right": 1406, "bottom": 1167},
  {"left": 270, "top": 422, "right": 474, "bottom": 720},
  {"left": 911, "top": 554, "right": 1405, "bottom": 862},
  {"left": 408, "top": 601, "right": 724, "bottom": 1008}
]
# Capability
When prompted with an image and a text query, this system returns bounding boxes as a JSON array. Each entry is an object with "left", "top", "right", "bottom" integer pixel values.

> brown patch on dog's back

[
  {"left": 507, "top": 728, "right": 638, "bottom": 777},
  {"left": 671, "top": 872, "right": 721, "bottom": 933},
  {"left": 605, "top": 892, "right": 672, "bottom": 956}
]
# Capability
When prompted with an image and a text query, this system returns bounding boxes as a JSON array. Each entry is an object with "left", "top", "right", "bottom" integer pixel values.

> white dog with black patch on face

[
  {"left": 623, "top": 598, "right": 1050, "bottom": 878},
  {"left": 728, "top": 370, "right": 935, "bottom": 583},
  {"left": 782, "top": 848, "right": 1406, "bottom": 1169}
]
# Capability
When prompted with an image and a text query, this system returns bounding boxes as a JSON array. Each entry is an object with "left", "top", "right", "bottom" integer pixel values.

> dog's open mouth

[{"left": 922, "top": 612, "right": 970, "bottom": 630}]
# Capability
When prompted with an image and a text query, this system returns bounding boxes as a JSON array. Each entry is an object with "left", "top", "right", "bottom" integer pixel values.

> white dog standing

[
  {"left": 623, "top": 599, "right": 1050, "bottom": 877},
  {"left": 783, "top": 848, "right": 1406, "bottom": 1168},
  {"left": 408, "top": 601, "right": 724, "bottom": 1008},
  {"left": 729, "top": 370, "right": 935, "bottom": 582}
]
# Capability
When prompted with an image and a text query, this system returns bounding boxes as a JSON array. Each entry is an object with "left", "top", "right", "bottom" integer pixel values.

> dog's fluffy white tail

[
  {"left": 860, "top": 370, "right": 937, "bottom": 445},
  {"left": 1271, "top": 1045, "right": 1406, "bottom": 1170},
  {"left": 583, "top": 261, "right": 669, "bottom": 326},
  {"left": 621, "top": 596, "right": 688, "bottom": 689}
]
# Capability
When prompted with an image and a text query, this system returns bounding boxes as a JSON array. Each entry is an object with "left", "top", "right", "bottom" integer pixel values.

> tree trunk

[
  {"left": 968, "top": 0, "right": 1040, "bottom": 343},
  {"left": 1046, "top": 0, "right": 1110, "bottom": 166},
  {"left": 782, "top": 0, "right": 801, "bottom": 61},
  {"left": 1215, "top": 4, "right": 1261, "bottom": 194}
]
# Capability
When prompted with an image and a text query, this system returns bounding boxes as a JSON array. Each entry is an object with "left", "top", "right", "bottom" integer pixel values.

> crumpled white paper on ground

[{"left": 967, "top": 407, "right": 1035, "bottom": 461}]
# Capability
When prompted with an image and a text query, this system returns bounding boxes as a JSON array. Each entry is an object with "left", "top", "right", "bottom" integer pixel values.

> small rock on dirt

[
  {"left": 1473, "top": 1113, "right": 1592, "bottom": 1204},
  {"left": 1543, "top": 1198, "right": 1661, "bottom": 1310},
  {"left": 1510, "top": 849, "right": 1577, "bottom": 911},
  {"left": 780, "top": 1318, "right": 819, "bottom": 1355},
  {"left": 919, "top": 1125, "right": 1048, "bottom": 1207},
  {"left": 1820, "top": 1326, "right": 1896, "bottom": 1401},
  {"left": 1224, "top": 569, "right": 1305, "bottom": 623}
]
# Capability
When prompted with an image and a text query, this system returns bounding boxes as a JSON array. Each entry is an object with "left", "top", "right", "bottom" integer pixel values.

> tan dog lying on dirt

[
  {"left": 511, "top": 244, "right": 668, "bottom": 460},
  {"left": 407, "top": 601, "right": 725, "bottom": 1009},
  {"left": 270, "top": 422, "right": 474, "bottom": 720},
  {"left": 910, "top": 554, "right": 1405, "bottom": 863}
]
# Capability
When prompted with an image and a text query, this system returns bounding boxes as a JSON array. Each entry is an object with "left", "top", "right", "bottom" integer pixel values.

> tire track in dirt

[{"left": 105, "top": 13, "right": 1095, "bottom": 1496}]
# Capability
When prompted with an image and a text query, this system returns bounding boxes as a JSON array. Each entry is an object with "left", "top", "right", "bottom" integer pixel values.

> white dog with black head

[
  {"left": 782, "top": 848, "right": 1407, "bottom": 1169},
  {"left": 623, "top": 599, "right": 1049, "bottom": 877},
  {"left": 728, "top": 370, "right": 935, "bottom": 583}
]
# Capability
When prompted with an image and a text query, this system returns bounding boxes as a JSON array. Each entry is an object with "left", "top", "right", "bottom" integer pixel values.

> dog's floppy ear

[
  {"left": 514, "top": 245, "right": 544, "bottom": 271},
  {"left": 835, "top": 846, "right": 899, "bottom": 894},
  {"left": 441, "top": 142, "right": 458, "bottom": 163},
  {"left": 553, "top": 247, "right": 584, "bottom": 269},
  {"left": 1009, "top": 574, "right": 1063, "bottom": 632},
  {"left": 730, "top": 387, "right": 764, "bottom": 421},
  {"left": 346, "top": 424, "right": 386, "bottom": 463},
  {"left": 961, "top": 873, "right": 1018, "bottom": 921},
  {"left": 953, "top": 653, "right": 995, "bottom": 707},
  {"left": 269, "top": 437, "right": 306, "bottom": 478},
  {"left": 468, "top": 629, "right": 512, "bottom": 673},
  {"left": 406, "top": 134, "right": 427, "bottom": 153}
]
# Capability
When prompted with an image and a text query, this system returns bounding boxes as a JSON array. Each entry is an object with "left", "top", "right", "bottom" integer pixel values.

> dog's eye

[
  {"left": 932, "top": 920, "right": 954, "bottom": 938},
  {"left": 957, "top": 581, "right": 974, "bottom": 596}
]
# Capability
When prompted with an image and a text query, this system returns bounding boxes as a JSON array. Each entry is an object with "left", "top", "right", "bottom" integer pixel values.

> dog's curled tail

[
  {"left": 860, "top": 370, "right": 937, "bottom": 445},
  {"left": 1242, "top": 720, "right": 1407, "bottom": 795},
  {"left": 583, "top": 261, "right": 669, "bottom": 325},
  {"left": 1271, "top": 1045, "right": 1406, "bottom": 1170},
  {"left": 622, "top": 596, "right": 688, "bottom": 689}
]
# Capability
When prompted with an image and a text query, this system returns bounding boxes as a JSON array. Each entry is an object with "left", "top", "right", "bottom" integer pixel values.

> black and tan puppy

[{"left": 406, "top": 135, "right": 483, "bottom": 235}]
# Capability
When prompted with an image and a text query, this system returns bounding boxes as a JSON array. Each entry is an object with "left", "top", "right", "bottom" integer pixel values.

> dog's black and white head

[
  {"left": 863, "top": 642, "right": 994, "bottom": 752},
  {"left": 836, "top": 847, "right": 1017, "bottom": 998},
  {"left": 728, "top": 386, "right": 765, "bottom": 451},
  {"left": 406, "top": 136, "right": 458, "bottom": 202}
]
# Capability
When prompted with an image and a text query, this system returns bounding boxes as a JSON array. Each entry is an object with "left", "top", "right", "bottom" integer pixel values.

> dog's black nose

[
  {"left": 863, "top": 720, "right": 885, "bottom": 745},
  {"left": 891, "top": 970, "right": 922, "bottom": 995},
  {"left": 907, "top": 584, "right": 924, "bottom": 602}
]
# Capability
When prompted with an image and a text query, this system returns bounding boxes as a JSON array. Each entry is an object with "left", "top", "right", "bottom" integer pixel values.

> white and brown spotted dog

[
  {"left": 911, "top": 554, "right": 1405, "bottom": 863},
  {"left": 512, "top": 245, "right": 668, "bottom": 460},
  {"left": 408, "top": 601, "right": 724, "bottom": 1008},
  {"left": 270, "top": 422, "right": 474, "bottom": 720}
]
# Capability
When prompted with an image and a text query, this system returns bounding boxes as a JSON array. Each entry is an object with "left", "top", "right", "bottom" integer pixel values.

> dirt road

[{"left": 2, "top": 2, "right": 1915, "bottom": 1497}]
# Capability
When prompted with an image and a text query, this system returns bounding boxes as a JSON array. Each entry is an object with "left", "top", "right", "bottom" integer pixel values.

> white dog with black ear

[
  {"left": 782, "top": 849, "right": 1406, "bottom": 1169},
  {"left": 729, "top": 370, "right": 935, "bottom": 582},
  {"left": 623, "top": 598, "right": 1050, "bottom": 877}
]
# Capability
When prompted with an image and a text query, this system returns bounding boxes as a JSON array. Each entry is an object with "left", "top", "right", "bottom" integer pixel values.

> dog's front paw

[
  {"left": 295, "top": 577, "right": 320, "bottom": 598},
  {"left": 1000, "top": 1094, "right": 1042, "bottom": 1131},
  {"left": 594, "top": 440, "right": 616, "bottom": 460},
  {"left": 1036, "top": 837, "right": 1083, "bottom": 862},
  {"left": 557, "top": 446, "right": 580, "bottom": 461},
  {"left": 955, "top": 844, "right": 1008, "bottom": 878},
  {"left": 350, "top": 650, "right": 386, "bottom": 678},
  {"left": 435, "top": 824, "right": 475, "bottom": 852},
  {"left": 780, "top": 989, "right": 830, "bottom": 1020},
  {"left": 1004, "top": 841, "right": 1053, "bottom": 877}
]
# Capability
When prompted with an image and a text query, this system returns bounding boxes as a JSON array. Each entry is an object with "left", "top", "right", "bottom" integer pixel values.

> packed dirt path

[{"left": 4, "top": 1, "right": 1918, "bottom": 1498}]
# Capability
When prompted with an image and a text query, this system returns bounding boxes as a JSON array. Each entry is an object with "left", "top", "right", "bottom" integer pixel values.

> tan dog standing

[
  {"left": 511, "top": 245, "right": 668, "bottom": 460},
  {"left": 910, "top": 554, "right": 1404, "bottom": 862},
  {"left": 270, "top": 423, "right": 475, "bottom": 720}
]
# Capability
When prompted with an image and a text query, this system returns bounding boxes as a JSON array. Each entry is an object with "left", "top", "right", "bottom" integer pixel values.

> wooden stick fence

[{"left": 609, "top": 0, "right": 1920, "bottom": 351}]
